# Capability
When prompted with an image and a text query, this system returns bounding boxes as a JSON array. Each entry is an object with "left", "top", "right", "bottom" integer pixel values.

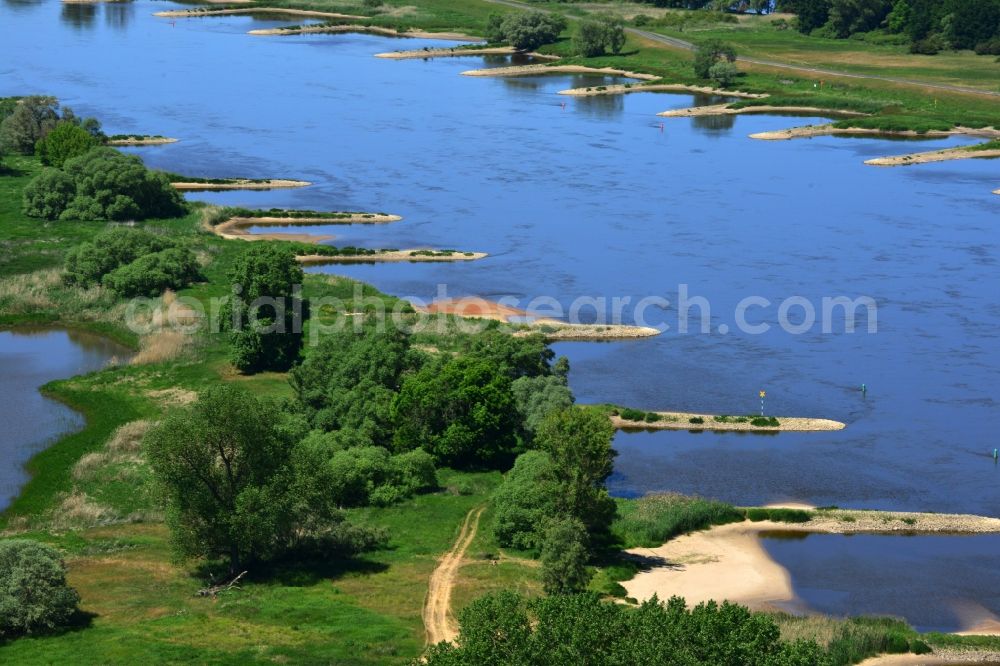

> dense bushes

[
  {"left": 392, "top": 354, "right": 521, "bottom": 468},
  {"left": 323, "top": 445, "right": 437, "bottom": 507},
  {"left": 101, "top": 247, "right": 201, "bottom": 298},
  {"left": 511, "top": 373, "right": 574, "bottom": 436},
  {"left": 0, "top": 539, "right": 81, "bottom": 639},
  {"left": 144, "top": 385, "right": 385, "bottom": 573},
  {"left": 23, "top": 147, "right": 185, "bottom": 221},
  {"left": 63, "top": 227, "right": 201, "bottom": 297},
  {"left": 484, "top": 11, "right": 567, "bottom": 50},
  {"left": 425, "top": 591, "right": 828, "bottom": 665}
]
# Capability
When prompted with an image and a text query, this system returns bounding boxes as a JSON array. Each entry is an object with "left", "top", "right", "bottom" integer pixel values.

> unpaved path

[{"left": 423, "top": 506, "right": 484, "bottom": 646}]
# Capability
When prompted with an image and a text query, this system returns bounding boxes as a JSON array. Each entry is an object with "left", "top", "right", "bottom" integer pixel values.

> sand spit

[
  {"left": 297, "top": 250, "right": 487, "bottom": 264},
  {"left": 154, "top": 7, "right": 364, "bottom": 19},
  {"left": 994, "top": 189, "right": 1000, "bottom": 195},
  {"left": 624, "top": 511, "right": 1000, "bottom": 613},
  {"left": 413, "top": 297, "right": 661, "bottom": 340},
  {"left": 107, "top": 136, "right": 178, "bottom": 146},
  {"left": 249, "top": 24, "right": 480, "bottom": 40},
  {"left": 659, "top": 103, "right": 866, "bottom": 118},
  {"left": 750, "top": 123, "right": 1000, "bottom": 141},
  {"left": 613, "top": 412, "right": 845, "bottom": 432},
  {"left": 865, "top": 147, "right": 1000, "bottom": 167},
  {"left": 559, "top": 83, "right": 765, "bottom": 98},
  {"left": 376, "top": 46, "right": 557, "bottom": 60},
  {"left": 212, "top": 213, "right": 400, "bottom": 243},
  {"left": 461, "top": 64, "right": 658, "bottom": 80},
  {"left": 171, "top": 179, "right": 310, "bottom": 191}
]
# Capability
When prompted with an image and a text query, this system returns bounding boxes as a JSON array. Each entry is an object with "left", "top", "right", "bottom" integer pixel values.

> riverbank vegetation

[{"left": 2, "top": 82, "right": 998, "bottom": 666}]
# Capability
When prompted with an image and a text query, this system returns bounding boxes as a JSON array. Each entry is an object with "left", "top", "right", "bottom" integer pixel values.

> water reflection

[
  {"left": 1, "top": 0, "right": 41, "bottom": 12},
  {"left": 60, "top": 2, "right": 96, "bottom": 29},
  {"left": 104, "top": 2, "right": 133, "bottom": 30}
]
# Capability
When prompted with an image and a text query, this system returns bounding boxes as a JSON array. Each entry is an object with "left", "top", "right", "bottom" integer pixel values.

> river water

[
  {"left": 0, "top": 328, "right": 127, "bottom": 512},
  {"left": 2, "top": 0, "right": 999, "bottom": 630}
]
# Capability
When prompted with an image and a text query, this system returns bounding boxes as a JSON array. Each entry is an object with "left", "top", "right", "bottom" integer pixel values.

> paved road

[{"left": 483, "top": 0, "right": 1000, "bottom": 98}]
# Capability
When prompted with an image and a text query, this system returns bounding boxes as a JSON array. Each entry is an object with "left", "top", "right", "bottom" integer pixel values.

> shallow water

[
  {"left": 1, "top": 1, "right": 998, "bottom": 512},
  {"left": 0, "top": 329, "right": 128, "bottom": 512},
  {"left": 761, "top": 532, "right": 1000, "bottom": 633}
]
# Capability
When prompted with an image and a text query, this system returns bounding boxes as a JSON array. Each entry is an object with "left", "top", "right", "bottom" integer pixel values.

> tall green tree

[
  {"left": 540, "top": 517, "right": 592, "bottom": 595},
  {"left": 693, "top": 39, "right": 737, "bottom": 79},
  {"left": 0, "top": 96, "right": 60, "bottom": 155},
  {"left": 225, "top": 244, "right": 306, "bottom": 373},
  {"left": 492, "top": 450, "right": 561, "bottom": 550},
  {"left": 392, "top": 354, "right": 520, "bottom": 468},
  {"left": 536, "top": 407, "right": 617, "bottom": 540},
  {"left": 144, "top": 385, "right": 367, "bottom": 573}
]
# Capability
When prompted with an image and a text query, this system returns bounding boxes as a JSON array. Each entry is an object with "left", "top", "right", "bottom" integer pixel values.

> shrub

[
  {"left": 745, "top": 508, "right": 811, "bottom": 523},
  {"left": 751, "top": 416, "right": 781, "bottom": 428},
  {"left": 22, "top": 168, "right": 76, "bottom": 220},
  {"left": 708, "top": 61, "right": 739, "bottom": 87},
  {"left": 975, "top": 38, "right": 1000, "bottom": 55},
  {"left": 644, "top": 412, "right": 661, "bottom": 423},
  {"left": 619, "top": 407, "right": 646, "bottom": 422},
  {"left": 0, "top": 539, "right": 81, "bottom": 638},
  {"left": 910, "top": 35, "right": 945, "bottom": 54},
  {"left": 35, "top": 120, "right": 98, "bottom": 168},
  {"left": 689, "top": 416, "right": 705, "bottom": 424},
  {"left": 63, "top": 227, "right": 177, "bottom": 287},
  {"left": 632, "top": 14, "right": 650, "bottom": 27},
  {"left": 101, "top": 246, "right": 202, "bottom": 297}
]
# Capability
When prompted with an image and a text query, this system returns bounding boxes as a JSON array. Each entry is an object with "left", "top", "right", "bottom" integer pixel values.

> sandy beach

[
  {"left": 624, "top": 511, "right": 1000, "bottom": 613},
  {"left": 559, "top": 83, "right": 765, "bottom": 98},
  {"left": 865, "top": 147, "right": 1000, "bottom": 167},
  {"left": 249, "top": 25, "right": 480, "bottom": 41},
  {"left": 659, "top": 103, "right": 866, "bottom": 118},
  {"left": 860, "top": 652, "right": 1000, "bottom": 665},
  {"left": 296, "top": 250, "right": 487, "bottom": 264},
  {"left": 171, "top": 179, "right": 310, "bottom": 191},
  {"left": 154, "top": 7, "right": 364, "bottom": 19},
  {"left": 460, "top": 64, "right": 658, "bottom": 80},
  {"left": 106, "top": 136, "right": 177, "bottom": 146},
  {"left": 612, "top": 412, "right": 845, "bottom": 432}
]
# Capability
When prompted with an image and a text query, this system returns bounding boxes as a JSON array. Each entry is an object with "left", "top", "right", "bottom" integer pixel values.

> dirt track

[{"left": 423, "top": 506, "right": 483, "bottom": 646}]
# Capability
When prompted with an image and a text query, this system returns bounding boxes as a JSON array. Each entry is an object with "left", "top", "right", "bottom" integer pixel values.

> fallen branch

[{"left": 196, "top": 570, "right": 247, "bottom": 598}]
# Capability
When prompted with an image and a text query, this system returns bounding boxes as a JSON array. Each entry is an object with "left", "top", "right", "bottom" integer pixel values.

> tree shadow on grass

[
  {"left": 190, "top": 554, "right": 390, "bottom": 591},
  {"left": 0, "top": 608, "right": 98, "bottom": 647}
]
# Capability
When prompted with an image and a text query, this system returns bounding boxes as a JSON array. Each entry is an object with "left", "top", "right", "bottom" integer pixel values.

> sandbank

[
  {"left": 107, "top": 136, "right": 178, "bottom": 146},
  {"left": 865, "top": 147, "right": 1000, "bottom": 167},
  {"left": 750, "top": 124, "right": 1000, "bottom": 141},
  {"left": 296, "top": 250, "right": 486, "bottom": 264},
  {"left": 154, "top": 7, "right": 364, "bottom": 19},
  {"left": 171, "top": 179, "right": 310, "bottom": 191},
  {"left": 859, "top": 652, "right": 1000, "bottom": 665},
  {"left": 376, "top": 46, "right": 556, "bottom": 60},
  {"left": 612, "top": 412, "right": 845, "bottom": 432},
  {"left": 559, "top": 83, "right": 765, "bottom": 98},
  {"left": 659, "top": 103, "right": 866, "bottom": 118},
  {"left": 249, "top": 24, "right": 480, "bottom": 40},
  {"left": 460, "top": 64, "right": 657, "bottom": 80}
]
